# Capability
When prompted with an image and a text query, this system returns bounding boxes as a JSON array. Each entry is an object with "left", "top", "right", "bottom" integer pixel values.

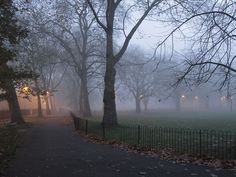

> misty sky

[{"left": 130, "top": 20, "right": 188, "bottom": 54}]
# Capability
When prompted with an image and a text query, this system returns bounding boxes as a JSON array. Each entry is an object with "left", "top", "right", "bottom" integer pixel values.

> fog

[
  {"left": 3, "top": 2, "right": 236, "bottom": 176},
  {"left": 1, "top": 0, "right": 236, "bottom": 125},
  {"left": 55, "top": 72, "right": 235, "bottom": 114}
]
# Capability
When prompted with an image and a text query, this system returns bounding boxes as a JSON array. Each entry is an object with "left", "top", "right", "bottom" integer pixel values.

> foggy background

[{"left": 1, "top": 0, "right": 236, "bottom": 118}]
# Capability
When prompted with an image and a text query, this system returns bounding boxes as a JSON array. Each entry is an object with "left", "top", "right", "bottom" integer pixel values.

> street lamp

[
  {"left": 20, "top": 85, "right": 32, "bottom": 96},
  {"left": 22, "top": 86, "right": 30, "bottom": 94},
  {"left": 221, "top": 96, "right": 226, "bottom": 101}
]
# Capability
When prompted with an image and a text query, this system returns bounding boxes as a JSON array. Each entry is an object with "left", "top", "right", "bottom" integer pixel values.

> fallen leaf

[{"left": 139, "top": 171, "right": 147, "bottom": 175}]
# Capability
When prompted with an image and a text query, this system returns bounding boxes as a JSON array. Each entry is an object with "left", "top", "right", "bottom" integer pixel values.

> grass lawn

[
  {"left": 88, "top": 110, "right": 236, "bottom": 131},
  {"left": 76, "top": 111, "right": 236, "bottom": 160}
]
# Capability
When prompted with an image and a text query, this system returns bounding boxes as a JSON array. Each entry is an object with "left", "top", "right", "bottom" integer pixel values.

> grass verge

[
  {"left": 75, "top": 118, "right": 236, "bottom": 161},
  {"left": 0, "top": 124, "right": 29, "bottom": 175}
]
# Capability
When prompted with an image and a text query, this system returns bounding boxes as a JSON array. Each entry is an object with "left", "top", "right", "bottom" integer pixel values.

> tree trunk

[
  {"left": 173, "top": 91, "right": 181, "bottom": 111},
  {"left": 79, "top": 76, "right": 92, "bottom": 117},
  {"left": 102, "top": 60, "right": 117, "bottom": 127},
  {"left": 35, "top": 79, "right": 43, "bottom": 118},
  {"left": 79, "top": 85, "right": 83, "bottom": 115},
  {"left": 230, "top": 99, "right": 233, "bottom": 112},
  {"left": 72, "top": 89, "right": 79, "bottom": 114},
  {"left": 52, "top": 96, "right": 57, "bottom": 112},
  {"left": 45, "top": 96, "right": 51, "bottom": 115},
  {"left": 81, "top": 77, "right": 91, "bottom": 117},
  {"left": 36, "top": 94, "right": 43, "bottom": 118},
  {"left": 49, "top": 95, "right": 54, "bottom": 113},
  {"left": 74, "top": 95, "right": 80, "bottom": 114},
  {"left": 205, "top": 95, "right": 209, "bottom": 110},
  {"left": 227, "top": 97, "right": 233, "bottom": 112},
  {"left": 6, "top": 81, "right": 25, "bottom": 124},
  {"left": 82, "top": 84, "right": 91, "bottom": 117},
  {"left": 144, "top": 103, "right": 148, "bottom": 111},
  {"left": 135, "top": 97, "right": 141, "bottom": 113},
  {"left": 102, "top": 5, "right": 118, "bottom": 127},
  {"left": 142, "top": 98, "right": 148, "bottom": 111}
]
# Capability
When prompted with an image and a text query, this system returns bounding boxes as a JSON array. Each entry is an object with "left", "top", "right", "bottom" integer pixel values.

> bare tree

[
  {"left": 63, "top": 69, "right": 81, "bottom": 113},
  {"left": 87, "top": 0, "right": 179, "bottom": 126},
  {"left": 19, "top": 31, "right": 66, "bottom": 117},
  {"left": 19, "top": 34, "right": 44, "bottom": 118},
  {"left": 0, "top": 0, "right": 30, "bottom": 124},
  {"left": 118, "top": 48, "right": 156, "bottom": 113},
  {"left": 28, "top": 0, "right": 105, "bottom": 117},
  {"left": 164, "top": 1, "right": 236, "bottom": 91}
]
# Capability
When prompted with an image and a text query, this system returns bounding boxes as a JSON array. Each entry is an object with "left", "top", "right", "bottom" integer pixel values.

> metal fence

[{"left": 72, "top": 117, "right": 236, "bottom": 161}]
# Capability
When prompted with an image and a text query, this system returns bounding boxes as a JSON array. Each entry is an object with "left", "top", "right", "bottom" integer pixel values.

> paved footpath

[{"left": 4, "top": 119, "right": 236, "bottom": 177}]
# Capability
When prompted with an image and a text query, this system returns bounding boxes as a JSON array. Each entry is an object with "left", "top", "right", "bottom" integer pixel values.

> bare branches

[
  {"left": 114, "top": 0, "right": 163, "bottom": 62},
  {"left": 86, "top": 0, "right": 107, "bottom": 32},
  {"left": 159, "top": 0, "right": 236, "bottom": 90},
  {"left": 189, "top": 61, "right": 236, "bottom": 73},
  {"left": 121, "top": 5, "right": 135, "bottom": 38}
]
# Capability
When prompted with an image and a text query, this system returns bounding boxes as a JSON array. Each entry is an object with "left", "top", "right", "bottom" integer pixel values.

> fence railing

[{"left": 72, "top": 117, "right": 236, "bottom": 161}]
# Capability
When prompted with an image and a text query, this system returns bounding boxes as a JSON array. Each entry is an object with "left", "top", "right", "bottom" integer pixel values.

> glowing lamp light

[
  {"left": 194, "top": 96, "right": 198, "bottom": 100},
  {"left": 181, "top": 95, "right": 185, "bottom": 98},
  {"left": 21, "top": 85, "right": 31, "bottom": 95},
  {"left": 221, "top": 96, "right": 226, "bottom": 101},
  {"left": 22, "top": 86, "right": 29, "bottom": 92}
]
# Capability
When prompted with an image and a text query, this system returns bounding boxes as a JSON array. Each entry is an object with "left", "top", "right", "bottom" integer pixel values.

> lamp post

[
  {"left": 180, "top": 94, "right": 185, "bottom": 110},
  {"left": 44, "top": 91, "right": 51, "bottom": 115}
]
